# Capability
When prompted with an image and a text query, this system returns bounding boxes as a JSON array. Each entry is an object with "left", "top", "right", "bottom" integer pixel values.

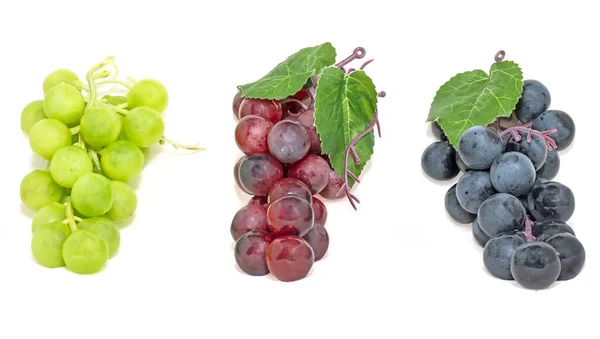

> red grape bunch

[{"left": 230, "top": 87, "right": 336, "bottom": 282}]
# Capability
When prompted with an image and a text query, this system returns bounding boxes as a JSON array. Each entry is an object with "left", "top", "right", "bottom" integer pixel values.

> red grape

[
  {"left": 267, "top": 196, "right": 314, "bottom": 237},
  {"left": 248, "top": 196, "right": 268, "bottom": 208},
  {"left": 238, "top": 154, "right": 284, "bottom": 196},
  {"left": 232, "top": 90, "right": 243, "bottom": 121},
  {"left": 239, "top": 98, "right": 282, "bottom": 124},
  {"left": 230, "top": 204, "right": 269, "bottom": 241},
  {"left": 291, "top": 88, "right": 310, "bottom": 101},
  {"left": 281, "top": 102, "right": 304, "bottom": 119},
  {"left": 312, "top": 197, "right": 327, "bottom": 228},
  {"left": 266, "top": 236, "right": 314, "bottom": 282},
  {"left": 235, "top": 231, "right": 273, "bottom": 276},
  {"left": 295, "top": 109, "right": 321, "bottom": 154},
  {"left": 234, "top": 157, "right": 250, "bottom": 194},
  {"left": 287, "top": 154, "right": 330, "bottom": 194},
  {"left": 319, "top": 167, "right": 345, "bottom": 200},
  {"left": 303, "top": 225, "right": 329, "bottom": 261},
  {"left": 268, "top": 178, "right": 312, "bottom": 205},
  {"left": 235, "top": 115, "right": 272, "bottom": 155},
  {"left": 268, "top": 120, "right": 310, "bottom": 164}
]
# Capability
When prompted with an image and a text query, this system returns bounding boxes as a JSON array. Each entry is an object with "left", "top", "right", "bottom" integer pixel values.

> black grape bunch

[{"left": 422, "top": 51, "right": 583, "bottom": 290}]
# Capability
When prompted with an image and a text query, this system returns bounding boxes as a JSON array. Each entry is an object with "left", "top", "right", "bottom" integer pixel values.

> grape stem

[
  {"left": 89, "top": 149, "right": 102, "bottom": 172},
  {"left": 160, "top": 136, "right": 205, "bottom": 152},
  {"left": 96, "top": 102, "right": 130, "bottom": 115},
  {"left": 69, "top": 126, "right": 81, "bottom": 135},
  {"left": 336, "top": 109, "right": 381, "bottom": 210},
  {"left": 65, "top": 200, "right": 78, "bottom": 232},
  {"left": 524, "top": 215, "right": 535, "bottom": 242},
  {"left": 497, "top": 121, "right": 558, "bottom": 151}
]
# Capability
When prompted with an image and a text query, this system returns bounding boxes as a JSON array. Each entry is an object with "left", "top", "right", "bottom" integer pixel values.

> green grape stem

[
  {"left": 69, "top": 126, "right": 81, "bottom": 135},
  {"left": 89, "top": 149, "right": 102, "bottom": 172},
  {"left": 66, "top": 201, "right": 78, "bottom": 232},
  {"left": 96, "top": 102, "right": 129, "bottom": 115},
  {"left": 160, "top": 135, "right": 205, "bottom": 152}
]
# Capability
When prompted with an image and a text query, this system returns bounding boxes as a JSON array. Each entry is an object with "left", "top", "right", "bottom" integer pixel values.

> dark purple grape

[
  {"left": 238, "top": 98, "right": 282, "bottom": 124},
  {"left": 267, "top": 196, "right": 314, "bottom": 237},
  {"left": 268, "top": 120, "right": 310, "bottom": 164},
  {"left": 319, "top": 167, "right": 345, "bottom": 200},
  {"left": 234, "top": 115, "right": 272, "bottom": 155},
  {"left": 303, "top": 225, "right": 329, "bottom": 261},
  {"left": 267, "top": 178, "right": 312, "bottom": 205},
  {"left": 266, "top": 236, "right": 314, "bottom": 282},
  {"left": 238, "top": 154, "right": 284, "bottom": 196},
  {"left": 230, "top": 204, "right": 269, "bottom": 241},
  {"left": 312, "top": 197, "right": 327, "bottom": 228},
  {"left": 235, "top": 231, "right": 273, "bottom": 276},
  {"left": 287, "top": 154, "right": 330, "bottom": 194}
]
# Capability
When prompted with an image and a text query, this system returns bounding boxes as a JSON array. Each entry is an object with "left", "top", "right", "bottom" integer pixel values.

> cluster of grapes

[
  {"left": 230, "top": 84, "right": 345, "bottom": 282},
  {"left": 19, "top": 57, "right": 200, "bottom": 274},
  {"left": 423, "top": 79, "right": 584, "bottom": 290}
]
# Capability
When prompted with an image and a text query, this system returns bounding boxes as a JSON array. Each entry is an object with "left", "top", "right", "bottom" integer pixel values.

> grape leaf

[
  {"left": 314, "top": 67, "right": 378, "bottom": 188},
  {"left": 238, "top": 42, "right": 336, "bottom": 100},
  {"left": 427, "top": 60, "right": 524, "bottom": 147}
]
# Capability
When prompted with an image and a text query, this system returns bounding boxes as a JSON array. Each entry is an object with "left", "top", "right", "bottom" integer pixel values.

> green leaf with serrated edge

[
  {"left": 238, "top": 42, "right": 336, "bottom": 100},
  {"left": 427, "top": 60, "right": 524, "bottom": 148},
  {"left": 314, "top": 67, "right": 378, "bottom": 188}
]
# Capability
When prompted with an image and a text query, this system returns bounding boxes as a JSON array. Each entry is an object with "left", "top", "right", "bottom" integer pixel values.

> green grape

[
  {"left": 20, "top": 100, "right": 47, "bottom": 134},
  {"left": 62, "top": 229, "right": 109, "bottom": 274},
  {"left": 117, "top": 114, "right": 127, "bottom": 140},
  {"left": 29, "top": 118, "right": 72, "bottom": 160},
  {"left": 71, "top": 173, "right": 114, "bottom": 217},
  {"left": 31, "top": 221, "right": 71, "bottom": 268},
  {"left": 100, "top": 140, "right": 144, "bottom": 181},
  {"left": 77, "top": 217, "right": 120, "bottom": 258},
  {"left": 123, "top": 107, "right": 165, "bottom": 147},
  {"left": 32, "top": 202, "right": 66, "bottom": 232},
  {"left": 126, "top": 79, "right": 169, "bottom": 113},
  {"left": 106, "top": 181, "right": 137, "bottom": 223},
  {"left": 80, "top": 106, "right": 122, "bottom": 147},
  {"left": 43, "top": 83, "right": 86, "bottom": 126},
  {"left": 43, "top": 69, "right": 79, "bottom": 93},
  {"left": 20, "top": 170, "right": 65, "bottom": 211},
  {"left": 102, "top": 95, "right": 128, "bottom": 106},
  {"left": 50, "top": 146, "right": 93, "bottom": 188}
]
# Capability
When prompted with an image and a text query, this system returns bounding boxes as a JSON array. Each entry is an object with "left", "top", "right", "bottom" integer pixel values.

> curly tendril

[{"left": 495, "top": 50, "right": 505, "bottom": 62}]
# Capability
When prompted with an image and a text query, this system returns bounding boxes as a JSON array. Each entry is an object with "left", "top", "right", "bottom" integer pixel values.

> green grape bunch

[{"left": 19, "top": 57, "right": 203, "bottom": 275}]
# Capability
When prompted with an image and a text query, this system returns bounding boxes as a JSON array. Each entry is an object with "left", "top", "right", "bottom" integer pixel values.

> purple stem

[
  {"left": 281, "top": 98, "right": 309, "bottom": 111},
  {"left": 307, "top": 87, "right": 316, "bottom": 109},
  {"left": 498, "top": 123, "right": 558, "bottom": 150},
  {"left": 495, "top": 50, "right": 505, "bottom": 62},
  {"left": 335, "top": 47, "right": 366, "bottom": 68},
  {"left": 339, "top": 110, "right": 380, "bottom": 210},
  {"left": 524, "top": 216, "right": 536, "bottom": 242},
  {"left": 360, "top": 59, "right": 374, "bottom": 70}
]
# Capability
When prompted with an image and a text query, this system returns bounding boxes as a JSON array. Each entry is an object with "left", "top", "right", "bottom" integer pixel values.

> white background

[{"left": 0, "top": 1, "right": 597, "bottom": 338}]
